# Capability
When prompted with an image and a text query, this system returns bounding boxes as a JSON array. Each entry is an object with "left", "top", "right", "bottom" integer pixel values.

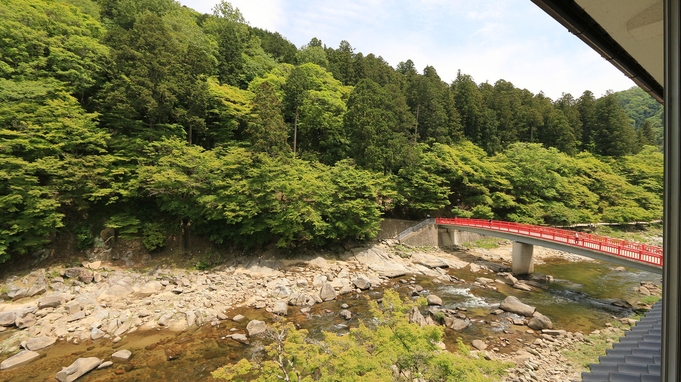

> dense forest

[{"left": 0, "top": 0, "right": 664, "bottom": 263}]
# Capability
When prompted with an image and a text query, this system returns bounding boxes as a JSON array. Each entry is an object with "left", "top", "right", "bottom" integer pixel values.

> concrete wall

[
  {"left": 438, "top": 228, "right": 487, "bottom": 246},
  {"left": 378, "top": 219, "right": 420, "bottom": 240},
  {"left": 399, "top": 223, "right": 439, "bottom": 246}
]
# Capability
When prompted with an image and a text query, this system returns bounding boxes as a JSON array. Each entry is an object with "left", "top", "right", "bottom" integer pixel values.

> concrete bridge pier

[{"left": 512, "top": 242, "right": 534, "bottom": 275}]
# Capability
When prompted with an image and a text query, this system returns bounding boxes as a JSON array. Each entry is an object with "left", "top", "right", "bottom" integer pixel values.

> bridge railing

[
  {"left": 396, "top": 218, "right": 436, "bottom": 241},
  {"left": 436, "top": 217, "right": 663, "bottom": 268}
]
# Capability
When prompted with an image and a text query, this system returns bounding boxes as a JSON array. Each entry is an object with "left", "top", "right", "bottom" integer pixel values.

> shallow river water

[{"left": 0, "top": 258, "right": 660, "bottom": 381}]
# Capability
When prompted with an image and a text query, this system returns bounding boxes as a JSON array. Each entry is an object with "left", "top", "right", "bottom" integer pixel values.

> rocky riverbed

[{"left": 0, "top": 240, "right": 661, "bottom": 381}]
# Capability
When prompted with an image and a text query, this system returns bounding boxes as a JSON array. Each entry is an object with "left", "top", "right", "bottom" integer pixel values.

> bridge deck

[{"left": 436, "top": 218, "right": 663, "bottom": 274}]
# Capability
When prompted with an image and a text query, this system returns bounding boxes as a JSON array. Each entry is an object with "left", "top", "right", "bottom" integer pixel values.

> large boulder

[
  {"left": 55, "top": 357, "right": 102, "bottom": 382},
  {"left": 272, "top": 301, "right": 288, "bottom": 316},
  {"left": 444, "top": 316, "right": 469, "bottom": 331},
  {"left": 495, "top": 272, "right": 518, "bottom": 286},
  {"left": 38, "top": 294, "right": 66, "bottom": 309},
  {"left": 136, "top": 281, "right": 163, "bottom": 297},
  {"left": 528, "top": 314, "right": 553, "bottom": 330},
  {"left": 97, "top": 282, "right": 133, "bottom": 302},
  {"left": 408, "top": 306, "right": 428, "bottom": 327},
  {"left": 353, "top": 247, "right": 409, "bottom": 278},
  {"left": 352, "top": 275, "right": 371, "bottom": 290},
  {"left": 0, "top": 311, "right": 17, "bottom": 327},
  {"left": 288, "top": 292, "right": 316, "bottom": 307},
  {"left": 111, "top": 349, "right": 132, "bottom": 362},
  {"left": 4, "top": 269, "right": 48, "bottom": 301},
  {"left": 319, "top": 282, "right": 337, "bottom": 302},
  {"left": 15, "top": 313, "right": 36, "bottom": 329},
  {"left": 25, "top": 336, "right": 56, "bottom": 351},
  {"left": 246, "top": 320, "right": 267, "bottom": 337},
  {"left": 0, "top": 350, "right": 40, "bottom": 370},
  {"left": 426, "top": 295, "right": 443, "bottom": 306},
  {"left": 63, "top": 268, "right": 94, "bottom": 284},
  {"left": 499, "top": 296, "right": 536, "bottom": 317}
]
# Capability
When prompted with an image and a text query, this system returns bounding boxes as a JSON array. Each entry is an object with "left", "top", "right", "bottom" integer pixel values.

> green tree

[
  {"left": 592, "top": 92, "right": 637, "bottom": 156},
  {"left": 247, "top": 81, "right": 289, "bottom": 154},
  {"left": 577, "top": 90, "right": 597, "bottom": 151},
  {"left": 344, "top": 79, "right": 415, "bottom": 174},
  {"left": 212, "top": 290, "right": 510, "bottom": 382}
]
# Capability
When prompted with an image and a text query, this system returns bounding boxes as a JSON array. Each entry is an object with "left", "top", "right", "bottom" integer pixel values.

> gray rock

[
  {"left": 271, "top": 285, "right": 291, "bottom": 299},
  {"left": 97, "top": 361, "right": 113, "bottom": 370},
  {"left": 186, "top": 311, "right": 197, "bottom": 327},
  {"left": 408, "top": 306, "right": 428, "bottom": 327},
  {"left": 471, "top": 339, "right": 487, "bottom": 351},
  {"left": 231, "top": 333, "right": 248, "bottom": 343},
  {"left": 512, "top": 282, "right": 533, "bottom": 292},
  {"left": 339, "top": 309, "right": 352, "bottom": 320},
  {"left": 499, "top": 296, "right": 536, "bottom": 317},
  {"left": 0, "top": 350, "right": 40, "bottom": 370},
  {"left": 495, "top": 272, "right": 518, "bottom": 286},
  {"left": 55, "top": 357, "right": 102, "bottom": 382},
  {"left": 339, "top": 285, "right": 354, "bottom": 295},
  {"left": 158, "top": 313, "right": 173, "bottom": 326},
  {"left": 217, "top": 312, "right": 229, "bottom": 320},
  {"left": 91, "top": 327, "right": 106, "bottom": 340},
  {"left": 97, "top": 283, "right": 133, "bottom": 302},
  {"left": 138, "top": 309, "right": 151, "bottom": 318},
  {"left": 16, "top": 313, "right": 36, "bottom": 329},
  {"left": 528, "top": 314, "right": 553, "bottom": 330},
  {"left": 0, "top": 310, "right": 17, "bottom": 327},
  {"left": 66, "top": 311, "right": 85, "bottom": 323},
  {"left": 5, "top": 269, "right": 48, "bottom": 300},
  {"left": 138, "top": 281, "right": 163, "bottom": 296},
  {"left": 111, "top": 349, "right": 132, "bottom": 362},
  {"left": 272, "top": 301, "right": 288, "bottom": 316},
  {"left": 7, "top": 287, "right": 28, "bottom": 301},
  {"left": 319, "top": 282, "right": 337, "bottom": 302},
  {"left": 113, "top": 321, "right": 131, "bottom": 336},
  {"left": 63, "top": 268, "right": 94, "bottom": 283},
  {"left": 312, "top": 275, "right": 328, "bottom": 288},
  {"left": 352, "top": 275, "right": 371, "bottom": 290},
  {"left": 38, "top": 294, "right": 64, "bottom": 309},
  {"left": 25, "top": 336, "right": 56, "bottom": 351},
  {"left": 411, "top": 252, "right": 449, "bottom": 268},
  {"left": 246, "top": 320, "right": 267, "bottom": 336},
  {"left": 232, "top": 314, "right": 245, "bottom": 322},
  {"left": 426, "top": 294, "right": 443, "bottom": 306},
  {"left": 444, "top": 316, "right": 469, "bottom": 331},
  {"left": 66, "top": 303, "right": 82, "bottom": 315},
  {"left": 542, "top": 329, "right": 566, "bottom": 336}
]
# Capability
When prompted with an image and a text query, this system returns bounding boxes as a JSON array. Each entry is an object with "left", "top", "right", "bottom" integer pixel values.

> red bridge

[{"left": 435, "top": 217, "right": 663, "bottom": 274}]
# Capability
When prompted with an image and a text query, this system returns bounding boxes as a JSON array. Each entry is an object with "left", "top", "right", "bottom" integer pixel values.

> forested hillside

[{"left": 0, "top": 0, "right": 663, "bottom": 263}]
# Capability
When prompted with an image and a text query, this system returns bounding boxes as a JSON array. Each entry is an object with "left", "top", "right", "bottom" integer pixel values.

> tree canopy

[{"left": 0, "top": 0, "right": 663, "bottom": 262}]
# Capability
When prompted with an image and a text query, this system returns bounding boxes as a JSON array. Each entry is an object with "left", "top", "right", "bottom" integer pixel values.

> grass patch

[
  {"left": 463, "top": 238, "right": 507, "bottom": 250},
  {"left": 638, "top": 295, "right": 661, "bottom": 305}
]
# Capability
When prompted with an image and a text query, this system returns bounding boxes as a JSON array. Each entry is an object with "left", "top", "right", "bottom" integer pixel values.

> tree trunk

[{"left": 293, "top": 106, "right": 299, "bottom": 157}]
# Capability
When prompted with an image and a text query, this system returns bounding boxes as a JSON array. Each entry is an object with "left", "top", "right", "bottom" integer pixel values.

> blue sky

[{"left": 178, "top": 0, "right": 636, "bottom": 100}]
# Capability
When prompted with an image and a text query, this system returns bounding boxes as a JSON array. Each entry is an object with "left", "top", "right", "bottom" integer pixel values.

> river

[{"left": 0, "top": 252, "right": 659, "bottom": 382}]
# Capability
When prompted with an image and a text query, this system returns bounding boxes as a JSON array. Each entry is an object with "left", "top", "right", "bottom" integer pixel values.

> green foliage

[
  {"left": 212, "top": 290, "right": 510, "bottom": 382},
  {"left": 0, "top": 0, "right": 665, "bottom": 262},
  {"left": 104, "top": 214, "right": 140, "bottom": 238},
  {"left": 74, "top": 225, "right": 94, "bottom": 250},
  {"left": 142, "top": 222, "right": 166, "bottom": 251}
]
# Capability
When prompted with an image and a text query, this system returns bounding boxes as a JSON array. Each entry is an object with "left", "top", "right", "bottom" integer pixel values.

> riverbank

[{"left": 0, "top": 240, "right": 661, "bottom": 381}]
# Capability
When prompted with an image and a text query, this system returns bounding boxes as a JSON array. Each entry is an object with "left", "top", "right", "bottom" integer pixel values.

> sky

[{"left": 177, "top": 0, "right": 637, "bottom": 100}]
